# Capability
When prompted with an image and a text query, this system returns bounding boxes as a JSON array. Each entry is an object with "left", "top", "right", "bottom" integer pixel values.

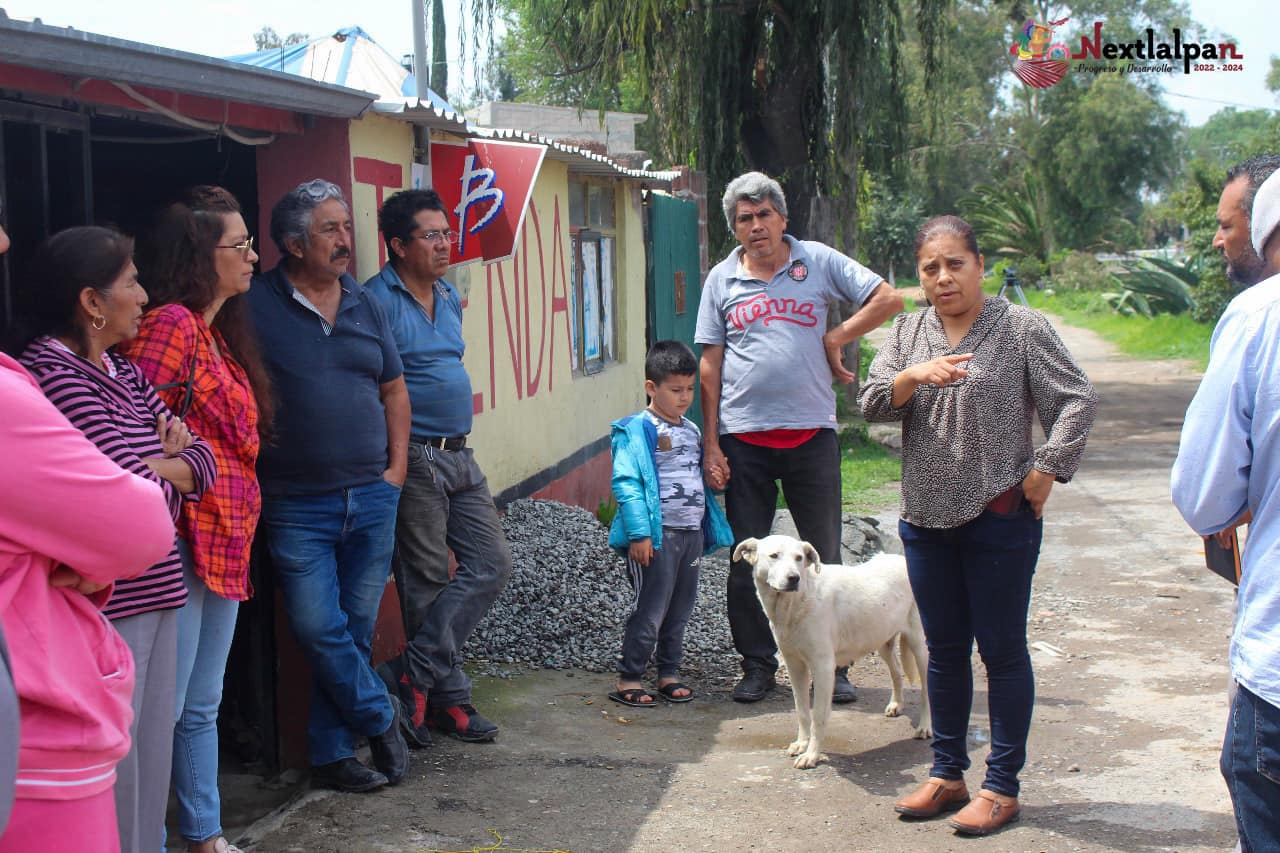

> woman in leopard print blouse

[{"left": 860, "top": 215, "right": 1097, "bottom": 836}]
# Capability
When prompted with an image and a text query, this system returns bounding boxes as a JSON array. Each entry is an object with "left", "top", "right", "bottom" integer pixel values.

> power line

[{"left": 1162, "top": 90, "right": 1279, "bottom": 112}]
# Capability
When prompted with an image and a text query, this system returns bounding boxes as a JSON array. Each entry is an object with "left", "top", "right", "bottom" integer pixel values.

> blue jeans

[
  {"left": 393, "top": 443, "right": 512, "bottom": 708},
  {"left": 1223, "top": 683, "right": 1280, "bottom": 852},
  {"left": 260, "top": 480, "right": 398, "bottom": 766},
  {"left": 171, "top": 553, "right": 239, "bottom": 843},
  {"left": 618, "top": 527, "right": 703, "bottom": 681},
  {"left": 899, "top": 505, "right": 1042, "bottom": 798}
]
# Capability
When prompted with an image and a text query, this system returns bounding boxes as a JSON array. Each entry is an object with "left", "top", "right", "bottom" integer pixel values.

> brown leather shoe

[
  {"left": 948, "top": 789, "right": 1020, "bottom": 835},
  {"left": 894, "top": 778, "right": 970, "bottom": 818}
]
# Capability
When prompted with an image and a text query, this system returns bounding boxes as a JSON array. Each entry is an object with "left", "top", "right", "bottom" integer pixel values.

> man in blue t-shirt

[
  {"left": 247, "top": 179, "right": 411, "bottom": 793},
  {"left": 365, "top": 189, "right": 512, "bottom": 744}
]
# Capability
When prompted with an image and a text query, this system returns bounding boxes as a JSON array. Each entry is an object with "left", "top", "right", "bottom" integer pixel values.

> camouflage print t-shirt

[{"left": 644, "top": 409, "right": 705, "bottom": 530}]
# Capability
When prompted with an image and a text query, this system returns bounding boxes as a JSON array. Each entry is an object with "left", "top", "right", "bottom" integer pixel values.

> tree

[
  {"left": 472, "top": 0, "right": 948, "bottom": 257},
  {"left": 1268, "top": 55, "right": 1280, "bottom": 97},
  {"left": 252, "top": 27, "right": 308, "bottom": 51},
  {"left": 859, "top": 184, "right": 924, "bottom": 285},
  {"left": 900, "top": 0, "right": 1012, "bottom": 218},
  {"left": 1031, "top": 74, "right": 1178, "bottom": 250},
  {"left": 429, "top": 0, "right": 448, "bottom": 98},
  {"left": 1182, "top": 108, "right": 1280, "bottom": 168}
]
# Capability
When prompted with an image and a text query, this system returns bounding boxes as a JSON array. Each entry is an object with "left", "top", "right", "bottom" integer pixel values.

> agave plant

[
  {"left": 1100, "top": 289, "right": 1154, "bottom": 318},
  {"left": 1109, "top": 255, "right": 1197, "bottom": 316}
]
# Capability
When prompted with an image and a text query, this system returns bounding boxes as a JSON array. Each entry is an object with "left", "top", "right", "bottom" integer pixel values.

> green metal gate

[{"left": 645, "top": 192, "right": 704, "bottom": 426}]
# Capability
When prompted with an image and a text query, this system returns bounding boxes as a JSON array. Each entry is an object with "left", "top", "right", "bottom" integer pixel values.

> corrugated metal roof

[
  {"left": 472, "top": 127, "right": 678, "bottom": 183},
  {"left": 0, "top": 15, "right": 375, "bottom": 118}
]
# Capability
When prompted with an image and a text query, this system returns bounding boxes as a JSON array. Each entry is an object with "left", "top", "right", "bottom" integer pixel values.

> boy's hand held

[{"left": 629, "top": 538, "right": 654, "bottom": 567}]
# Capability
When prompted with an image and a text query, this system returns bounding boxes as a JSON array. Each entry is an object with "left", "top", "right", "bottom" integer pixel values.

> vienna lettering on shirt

[{"left": 727, "top": 293, "right": 819, "bottom": 330}]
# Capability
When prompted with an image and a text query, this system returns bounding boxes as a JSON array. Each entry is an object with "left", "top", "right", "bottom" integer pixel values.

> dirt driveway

[{"left": 243, "top": 320, "right": 1237, "bottom": 853}]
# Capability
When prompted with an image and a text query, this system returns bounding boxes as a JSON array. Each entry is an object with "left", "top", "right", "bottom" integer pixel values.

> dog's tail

[
  {"left": 897, "top": 633, "right": 921, "bottom": 685},
  {"left": 898, "top": 605, "right": 926, "bottom": 686}
]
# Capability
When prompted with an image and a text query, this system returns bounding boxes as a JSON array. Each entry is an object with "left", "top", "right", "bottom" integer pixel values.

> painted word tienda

[{"left": 1072, "top": 22, "right": 1242, "bottom": 73}]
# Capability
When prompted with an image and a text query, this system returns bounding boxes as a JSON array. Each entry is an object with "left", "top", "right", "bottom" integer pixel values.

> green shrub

[
  {"left": 1014, "top": 255, "right": 1045, "bottom": 287},
  {"left": 1190, "top": 264, "right": 1235, "bottom": 325},
  {"left": 991, "top": 255, "right": 1044, "bottom": 289},
  {"left": 595, "top": 496, "right": 618, "bottom": 528},
  {"left": 1051, "top": 251, "right": 1115, "bottom": 292},
  {"left": 859, "top": 342, "right": 877, "bottom": 384}
]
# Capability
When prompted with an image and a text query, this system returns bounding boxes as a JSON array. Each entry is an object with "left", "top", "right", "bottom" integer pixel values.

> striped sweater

[{"left": 20, "top": 336, "right": 217, "bottom": 619}]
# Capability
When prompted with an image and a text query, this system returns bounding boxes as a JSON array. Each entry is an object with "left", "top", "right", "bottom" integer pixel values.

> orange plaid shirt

[{"left": 120, "top": 303, "right": 261, "bottom": 600}]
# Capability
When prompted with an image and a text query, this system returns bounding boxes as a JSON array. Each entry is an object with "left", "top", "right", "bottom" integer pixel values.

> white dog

[{"left": 734, "top": 534, "right": 932, "bottom": 769}]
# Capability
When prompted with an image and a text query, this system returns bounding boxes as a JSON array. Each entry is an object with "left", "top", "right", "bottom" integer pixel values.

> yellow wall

[
  {"left": 461, "top": 159, "right": 647, "bottom": 494},
  {"left": 344, "top": 119, "right": 648, "bottom": 497},
  {"left": 347, "top": 114, "right": 414, "bottom": 280}
]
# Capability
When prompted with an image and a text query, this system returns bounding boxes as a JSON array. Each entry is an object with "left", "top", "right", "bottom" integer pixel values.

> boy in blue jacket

[{"left": 608, "top": 340, "right": 734, "bottom": 706}]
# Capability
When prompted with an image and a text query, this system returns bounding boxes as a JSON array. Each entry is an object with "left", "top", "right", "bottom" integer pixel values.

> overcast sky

[{"left": 8, "top": 0, "right": 1278, "bottom": 125}]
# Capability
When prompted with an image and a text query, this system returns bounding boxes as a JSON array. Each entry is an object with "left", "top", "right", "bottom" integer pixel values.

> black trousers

[{"left": 721, "top": 429, "right": 842, "bottom": 675}]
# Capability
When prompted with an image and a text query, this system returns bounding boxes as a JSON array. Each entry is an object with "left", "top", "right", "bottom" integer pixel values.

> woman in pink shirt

[{"left": 0, "top": 262, "right": 176, "bottom": 850}]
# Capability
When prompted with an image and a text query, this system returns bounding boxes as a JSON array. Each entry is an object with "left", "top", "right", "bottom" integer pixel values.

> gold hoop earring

[{"left": 91, "top": 315, "right": 106, "bottom": 331}]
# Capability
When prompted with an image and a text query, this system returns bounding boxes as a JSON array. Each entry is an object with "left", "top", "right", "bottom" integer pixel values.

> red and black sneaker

[{"left": 426, "top": 703, "right": 499, "bottom": 743}]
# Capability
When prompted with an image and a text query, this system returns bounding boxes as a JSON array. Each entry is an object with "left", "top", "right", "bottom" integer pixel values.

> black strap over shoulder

[{"left": 155, "top": 355, "right": 197, "bottom": 419}]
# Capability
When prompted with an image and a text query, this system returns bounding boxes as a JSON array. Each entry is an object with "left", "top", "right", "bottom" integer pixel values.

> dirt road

[{"left": 244, "top": 320, "right": 1237, "bottom": 852}]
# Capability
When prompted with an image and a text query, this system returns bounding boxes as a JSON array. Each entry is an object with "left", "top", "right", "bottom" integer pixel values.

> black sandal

[
  {"left": 657, "top": 682, "right": 694, "bottom": 703},
  {"left": 608, "top": 688, "right": 658, "bottom": 708}
]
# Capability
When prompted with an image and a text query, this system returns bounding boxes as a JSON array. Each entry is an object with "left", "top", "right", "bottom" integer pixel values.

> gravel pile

[
  {"left": 465, "top": 499, "right": 736, "bottom": 679},
  {"left": 463, "top": 499, "right": 899, "bottom": 681}
]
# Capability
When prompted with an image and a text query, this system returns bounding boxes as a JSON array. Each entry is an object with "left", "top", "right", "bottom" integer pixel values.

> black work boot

[
  {"left": 310, "top": 758, "right": 389, "bottom": 793},
  {"left": 833, "top": 666, "right": 858, "bottom": 704},
  {"left": 732, "top": 670, "right": 777, "bottom": 702},
  {"left": 368, "top": 700, "right": 410, "bottom": 784}
]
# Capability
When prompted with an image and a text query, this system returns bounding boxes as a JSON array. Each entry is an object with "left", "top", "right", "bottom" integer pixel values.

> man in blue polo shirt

[
  {"left": 247, "top": 179, "right": 411, "bottom": 793},
  {"left": 365, "top": 189, "right": 512, "bottom": 743}
]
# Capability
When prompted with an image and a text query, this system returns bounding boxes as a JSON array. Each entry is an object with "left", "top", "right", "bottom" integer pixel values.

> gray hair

[
  {"left": 270, "top": 178, "right": 349, "bottom": 255},
  {"left": 721, "top": 172, "right": 788, "bottom": 231}
]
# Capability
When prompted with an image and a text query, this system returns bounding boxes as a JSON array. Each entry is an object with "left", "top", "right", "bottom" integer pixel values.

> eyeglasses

[
  {"left": 216, "top": 236, "right": 256, "bottom": 258},
  {"left": 413, "top": 229, "right": 460, "bottom": 245}
]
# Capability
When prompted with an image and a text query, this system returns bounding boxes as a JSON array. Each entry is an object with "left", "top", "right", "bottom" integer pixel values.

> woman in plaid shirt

[{"left": 121, "top": 187, "right": 272, "bottom": 853}]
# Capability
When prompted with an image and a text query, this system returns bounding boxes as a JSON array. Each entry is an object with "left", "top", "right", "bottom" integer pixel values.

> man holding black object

[
  {"left": 1195, "top": 156, "right": 1280, "bottom": 576},
  {"left": 1172, "top": 156, "right": 1280, "bottom": 853}
]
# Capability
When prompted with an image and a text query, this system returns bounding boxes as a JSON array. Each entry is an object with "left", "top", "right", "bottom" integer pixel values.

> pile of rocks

[
  {"left": 464, "top": 499, "right": 736, "bottom": 678},
  {"left": 463, "top": 499, "right": 899, "bottom": 680}
]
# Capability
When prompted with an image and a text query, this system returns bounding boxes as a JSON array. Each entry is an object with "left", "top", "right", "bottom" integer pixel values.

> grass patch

[
  {"left": 771, "top": 420, "right": 902, "bottom": 513},
  {"left": 839, "top": 422, "right": 901, "bottom": 512},
  {"left": 1022, "top": 289, "right": 1212, "bottom": 368}
]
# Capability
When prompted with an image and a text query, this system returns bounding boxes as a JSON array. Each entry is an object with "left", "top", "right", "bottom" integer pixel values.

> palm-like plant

[{"left": 960, "top": 172, "right": 1053, "bottom": 265}]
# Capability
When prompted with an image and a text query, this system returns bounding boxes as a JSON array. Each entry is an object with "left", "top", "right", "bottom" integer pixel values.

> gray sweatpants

[
  {"left": 112, "top": 607, "right": 178, "bottom": 853},
  {"left": 618, "top": 527, "right": 703, "bottom": 681},
  {"left": 0, "top": 626, "right": 17, "bottom": 836}
]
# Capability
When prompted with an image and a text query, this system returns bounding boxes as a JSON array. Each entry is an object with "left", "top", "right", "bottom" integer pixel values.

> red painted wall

[
  {"left": 531, "top": 450, "right": 613, "bottom": 510},
  {"left": 254, "top": 118, "right": 354, "bottom": 271}
]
